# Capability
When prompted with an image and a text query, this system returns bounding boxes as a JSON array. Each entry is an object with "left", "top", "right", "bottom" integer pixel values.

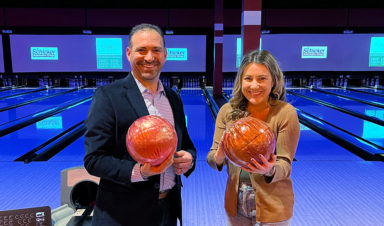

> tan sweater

[{"left": 207, "top": 100, "right": 300, "bottom": 222}]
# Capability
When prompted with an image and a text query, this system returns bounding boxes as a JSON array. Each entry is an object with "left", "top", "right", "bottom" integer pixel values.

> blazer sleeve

[{"left": 84, "top": 87, "right": 136, "bottom": 187}]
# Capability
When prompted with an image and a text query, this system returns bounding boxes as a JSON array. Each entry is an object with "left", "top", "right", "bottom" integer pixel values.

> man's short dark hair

[{"left": 128, "top": 23, "right": 165, "bottom": 48}]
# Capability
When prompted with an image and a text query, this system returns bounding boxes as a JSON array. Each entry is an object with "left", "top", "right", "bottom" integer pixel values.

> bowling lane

[
  {"left": 321, "top": 87, "right": 384, "bottom": 104},
  {"left": 0, "top": 88, "right": 81, "bottom": 106},
  {"left": 180, "top": 88, "right": 364, "bottom": 226},
  {"left": 53, "top": 88, "right": 224, "bottom": 226},
  {"left": 179, "top": 89, "right": 215, "bottom": 161},
  {"left": 0, "top": 88, "right": 94, "bottom": 125},
  {"left": 0, "top": 161, "right": 84, "bottom": 211},
  {"left": 0, "top": 88, "right": 48, "bottom": 100},
  {"left": 352, "top": 87, "right": 384, "bottom": 96},
  {"left": 0, "top": 99, "right": 92, "bottom": 161},
  {"left": 287, "top": 93, "right": 384, "bottom": 148},
  {"left": 49, "top": 89, "right": 219, "bottom": 226},
  {"left": 221, "top": 88, "right": 360, "bottom": 160},
  {"left": 52, "top": 89, "right": 216, "bottom": 162},
  {"left": 49, "top": 136, "right": 85, "bottom": 162},
  {"left": 292, "top": 161, "right": 384, "bottom": 226},
  {"left": 289, "top": 88, "right": 384, "bottom": 121},
  {"left": 0, "top": 88, "right": 42, "bottom": 98},
  {"left": 179, "top": 89, "right": 227, "bottom": 226},
  {"left": 223, "top": 88, "right": 233, "bottom": 97},
  {"left": 296, "top": 124, "right": 361, "bottom": 161}
]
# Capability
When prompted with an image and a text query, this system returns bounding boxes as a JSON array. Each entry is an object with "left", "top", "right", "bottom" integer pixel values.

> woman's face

[{"left": 241, "top": 63, "right": 274, "bottom": 107}]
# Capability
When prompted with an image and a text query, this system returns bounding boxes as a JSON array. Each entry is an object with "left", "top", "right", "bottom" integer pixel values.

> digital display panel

[
  {"left": 36, "top": 116, "right": 63, "bottom": 129},
  {"left": 224, "top": 34, "right": 384, "bottom": 72},
  {"left": 363, "top": 110, "right": 384, "bottom": 142},
  {"left": 223, "top": 35, "right": 262, "bottom": 72},
  {"left": 10, "top": 35, "right": 206, "bottom": 72},
  {"left": 236, "top": 37, "right": 242, "bottom": 68},
  {"left": 223, "top": 35, "right": 242, "bottom": 72},
  {"left": 301, "top": 46, "right": 328, "bottom": 59},
  {"left": 162, "top": 35, "right": 206, "bottom": 72},
  {"left": 95, "top": 38, "right": 123, "bottom": 69},
  {"left": 167, "top": 48, "right": 188, "bottom": 61},
  {"left": 369, "top": 37, "right": 384, "bottom": 67},
  {"left": 31, "top": 47, "right": 59, "bottom": 60},
  {"left": 0, "top": 35, "right": 4, "bottom": 73}
]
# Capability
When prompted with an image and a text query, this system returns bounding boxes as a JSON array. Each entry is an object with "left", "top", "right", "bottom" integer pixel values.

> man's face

[{"left": 126, "top": 29, "right": 167, "bottom": 83}]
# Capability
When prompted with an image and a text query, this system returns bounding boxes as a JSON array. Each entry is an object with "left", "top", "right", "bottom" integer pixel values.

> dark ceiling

[{"left": 0, "top": 0, "right": 383, "bottom": 8}]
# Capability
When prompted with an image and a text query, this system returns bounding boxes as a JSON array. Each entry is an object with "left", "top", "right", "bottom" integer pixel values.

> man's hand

[
  {"left": 140, "top": 154, "right": 174, "bottom": 178},
  {"left": 173, "top": 151, "right": 193, "bottom": 175}
]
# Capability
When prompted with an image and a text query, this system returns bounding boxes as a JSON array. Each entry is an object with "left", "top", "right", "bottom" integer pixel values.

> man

[{"left": 84, "top": 23, "right": 196, "bottom": 226}]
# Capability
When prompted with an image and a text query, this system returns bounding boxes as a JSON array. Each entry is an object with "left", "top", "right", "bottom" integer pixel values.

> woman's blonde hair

[{"left": 228, "top": 49, "right": 286, "bottom": 121}]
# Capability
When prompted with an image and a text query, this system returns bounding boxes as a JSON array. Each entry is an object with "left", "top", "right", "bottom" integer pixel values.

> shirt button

[{"left": 154, "top": 183, "right": 159, "bottom": 189}]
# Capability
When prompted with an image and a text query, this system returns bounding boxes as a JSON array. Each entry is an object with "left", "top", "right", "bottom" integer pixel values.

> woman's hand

[
  {"left": 241, "top": 154, "right": 276, "bottom": 176},
  {"left": 214, "top": 139, "right": 226, "bottom": 165}
]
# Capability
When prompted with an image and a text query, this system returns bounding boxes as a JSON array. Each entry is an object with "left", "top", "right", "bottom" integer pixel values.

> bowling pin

[{"left": 374, "top": 77, "right": 379, "bottom": 88}]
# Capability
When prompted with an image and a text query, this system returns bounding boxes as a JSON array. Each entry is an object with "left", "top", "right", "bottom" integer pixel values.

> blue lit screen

[
  {"left": 36, "top": 116, "right": 63, "bottom": 129},
  {"left": 96, "top": 38, "right": 123, "bottom": 69},
  {"left": 10, "top": 35, "right": 206, "bottom": 72},
  {"left": 0, "top": 35, "right": 4, "bottom": 73},
  {"left": 369, "top": 37, "right": 384, "bottom": 67},
  {"left": 363, "top": 110, "right": 384, "bottom": 141},
  {"left": 224, "top": 34, "right": 384, "bottom": 72}
]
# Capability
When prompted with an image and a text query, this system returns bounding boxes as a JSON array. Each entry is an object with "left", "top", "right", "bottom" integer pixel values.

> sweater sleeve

[
  {"left": 269, "top": 103, "right": 300, "bottom": 183},
  {"left": 207, "top": 103, "right": 230, "bottom": 171}
]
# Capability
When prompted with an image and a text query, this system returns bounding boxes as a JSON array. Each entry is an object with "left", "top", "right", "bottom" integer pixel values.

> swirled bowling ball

[
  {"left": 222, "top": 116, "right": 275, "bottom": 168},
  {"left": 126, "top": 115, "right": 177, "bottom": 166}
]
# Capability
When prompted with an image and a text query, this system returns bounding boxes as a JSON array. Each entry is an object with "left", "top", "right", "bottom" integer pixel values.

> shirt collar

[{"left": 132, "top": 72, "right": 165, "bottom": 96}]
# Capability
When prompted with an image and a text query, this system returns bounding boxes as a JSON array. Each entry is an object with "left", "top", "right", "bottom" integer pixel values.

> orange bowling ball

[
  {"left": 221, "top": 116, "right": 275, "bottom": 168},
  {"left": 126, "top": 115, "right": 177, "bottom": 166}
]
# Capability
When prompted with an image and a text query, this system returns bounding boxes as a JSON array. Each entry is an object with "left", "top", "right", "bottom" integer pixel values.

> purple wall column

[
  {"left": 242, "top": 0, "right": 262, "bottom": 55},
  {"left": 213, "top": 0, "right": 224, "bottom": 96}
]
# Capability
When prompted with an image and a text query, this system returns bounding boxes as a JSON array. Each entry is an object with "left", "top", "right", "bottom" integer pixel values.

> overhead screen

[
  {"left": 10, "top": 35, "right": 206, "bottom": 73},
  {"left": 0, "top": 35, "right": 4, "bottom": 73},
  {"left": 223, "top": 34, "right": 384, "bottom": 72},
  {"left": 9, "top": 33, "right": 384, "bottom": 73}
]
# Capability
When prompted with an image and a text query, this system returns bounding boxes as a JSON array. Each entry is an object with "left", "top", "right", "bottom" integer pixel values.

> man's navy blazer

[{"left": 84, "top": 73, "right": 196, "bottom": 226}]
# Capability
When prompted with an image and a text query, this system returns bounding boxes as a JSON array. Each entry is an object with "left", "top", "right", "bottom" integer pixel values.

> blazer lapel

[{"left": 123, "top": 73, "right": 149, "bottom": 118}]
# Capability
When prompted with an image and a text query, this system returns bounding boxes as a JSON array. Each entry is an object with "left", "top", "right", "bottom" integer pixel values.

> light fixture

[
  {"left": 165, "top": 30, "right": 174, "bottom": 35},
  {"left": 261, "top": 29, "right": 270, "bottom": 34},
  {"left": 2, "top": 29, "right": 12, "bottom": 34},
  {"left": 82, "top": 29, "right": 92, "bottom": 34}
]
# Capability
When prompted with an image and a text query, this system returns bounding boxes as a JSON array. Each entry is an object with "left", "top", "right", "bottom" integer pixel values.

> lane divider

[
  {"left": 0, "top": 96, "right": 92, "bottom": 137},
  {"left": 296, "top": 108, "right": 383, "bottom": 161},
  {"left": 288, "top": 90, "right": 384, "bottom": 126},
  {"left": 15, "top": 120, "right": 84, "bottom": 162},
  {"left": 0, "top": 86, "right": 87, "bottom": 113}
]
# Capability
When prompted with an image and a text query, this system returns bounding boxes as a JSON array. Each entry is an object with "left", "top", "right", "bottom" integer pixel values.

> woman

[{"left": 207, "top": 49, "right": 300, "bottom": 226}]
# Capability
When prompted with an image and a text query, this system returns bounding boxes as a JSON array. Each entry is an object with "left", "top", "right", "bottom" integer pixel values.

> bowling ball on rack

[
  {"left": 126, "top": 115, "right": 177, "bottom": 166},
  {"left": 221, "top": 116, "right": 275, "bottom": 168}
]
